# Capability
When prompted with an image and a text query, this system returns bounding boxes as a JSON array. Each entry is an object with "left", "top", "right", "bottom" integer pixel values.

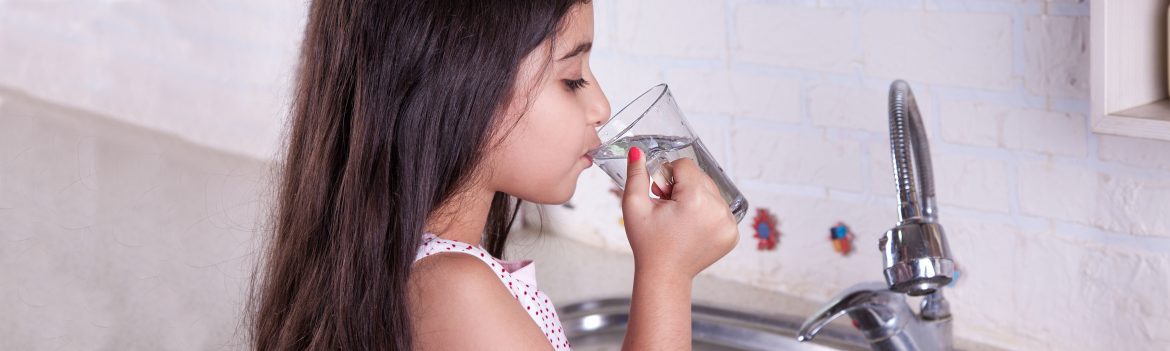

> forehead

[
  {"left": 554, "top": 3, "right": 593, "bottom": 52},
  {"left": 510, "top": 3, "right": 593, "bottom": 83}
]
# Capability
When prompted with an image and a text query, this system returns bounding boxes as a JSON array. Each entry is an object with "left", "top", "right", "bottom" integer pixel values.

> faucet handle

[{"left": 796, "top": 282, "right": 908, "bottom": 342}]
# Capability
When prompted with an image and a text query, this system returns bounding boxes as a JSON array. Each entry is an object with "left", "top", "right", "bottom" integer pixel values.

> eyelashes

[{"left": 564, "top": 78, "right": 590, "bottom": 91}]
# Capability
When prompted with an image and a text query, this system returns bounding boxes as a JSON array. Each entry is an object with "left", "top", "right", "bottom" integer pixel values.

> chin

[
  {"left": 546, "top": 186, "right": 578, "bottom": 205},
  {"left": 521, "top": 181, "right": 578, "bottom": 205}
]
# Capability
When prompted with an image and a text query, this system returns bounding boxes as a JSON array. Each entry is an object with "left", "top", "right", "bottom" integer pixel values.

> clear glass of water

[{"left": 588, "top": 84, "right": 749, "bottom": 223}]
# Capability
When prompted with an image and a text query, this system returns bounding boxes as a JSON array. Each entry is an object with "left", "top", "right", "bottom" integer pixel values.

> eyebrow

[{"left": 557, "top": 42, "right": 593, "bottom": 61}]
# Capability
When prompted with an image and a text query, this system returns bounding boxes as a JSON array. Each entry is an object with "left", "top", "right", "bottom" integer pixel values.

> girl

[{"left": 248, "top": 1, "right": 739, "bottom": 350}]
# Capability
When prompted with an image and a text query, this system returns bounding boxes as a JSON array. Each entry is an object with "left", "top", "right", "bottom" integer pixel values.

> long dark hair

[{"left": 247, "top": 0, "right": 587, "bottom": 349}]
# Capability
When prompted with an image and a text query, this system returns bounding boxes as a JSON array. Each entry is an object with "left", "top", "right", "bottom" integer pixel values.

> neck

[{"left": 424, "top": 185, "right": 496, "bottom": 247}]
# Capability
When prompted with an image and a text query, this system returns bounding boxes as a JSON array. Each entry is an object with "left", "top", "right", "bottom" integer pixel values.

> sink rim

[{"left": 559, "top": 297, "right": 870, "bottom": 351}]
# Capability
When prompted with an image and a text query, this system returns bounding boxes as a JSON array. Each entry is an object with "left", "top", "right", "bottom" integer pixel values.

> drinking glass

[{"left": 587, "top": 84, "right": 749, "bottom": 223}]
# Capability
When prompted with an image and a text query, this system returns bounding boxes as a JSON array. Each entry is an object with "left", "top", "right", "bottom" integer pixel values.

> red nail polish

[{"left": 628, "top": 147, "right": 641, "bottom": 162}]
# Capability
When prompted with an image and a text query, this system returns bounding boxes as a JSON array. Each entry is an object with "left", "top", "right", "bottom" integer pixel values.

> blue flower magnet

[{"left": 830, "top": 222, "right": 855, "bottom": 256}]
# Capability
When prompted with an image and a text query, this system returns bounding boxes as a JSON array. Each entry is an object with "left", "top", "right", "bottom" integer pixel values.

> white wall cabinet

[{"left": 1091, "top": 0, "right": 1170, "bottom": 141}]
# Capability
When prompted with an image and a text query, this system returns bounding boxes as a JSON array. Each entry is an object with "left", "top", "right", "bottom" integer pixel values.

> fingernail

[{"left": 628, "top": 147, "right": 641, "bottom": 162}]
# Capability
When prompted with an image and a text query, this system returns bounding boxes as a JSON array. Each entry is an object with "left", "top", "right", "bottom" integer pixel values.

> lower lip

[{"left": 581, "top": 155, "right": 592, "bottom": 165}]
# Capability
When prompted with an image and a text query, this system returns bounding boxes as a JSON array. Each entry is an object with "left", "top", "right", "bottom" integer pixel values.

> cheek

[
  {"left": 529, "top": 94, "right": 590, "bottom": 170},
  {"left": 492, "top": 96, "right": 589, "bottom": 203}
]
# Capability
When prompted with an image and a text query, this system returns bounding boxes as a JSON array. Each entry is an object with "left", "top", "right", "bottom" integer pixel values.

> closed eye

[{"left": 564, "top": 78, "right": 590, "bottom": 91}]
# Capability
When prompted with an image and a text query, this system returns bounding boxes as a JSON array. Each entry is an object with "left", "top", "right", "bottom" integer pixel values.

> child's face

[{"left": 485, "top": 3, "right": 610, "bottom": 205}]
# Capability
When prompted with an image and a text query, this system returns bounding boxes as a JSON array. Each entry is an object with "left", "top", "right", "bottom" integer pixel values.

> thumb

[{"left": 622, "top": 146, "right": 651, "bottom": 215}]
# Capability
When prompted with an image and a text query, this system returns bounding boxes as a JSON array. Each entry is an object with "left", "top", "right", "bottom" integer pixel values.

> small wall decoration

[
  {"left": 751, "top": 208, "right": 780, "bottom": 251},
  {"left": 829, "top": 222, "right": 855, "bottom": 256}
]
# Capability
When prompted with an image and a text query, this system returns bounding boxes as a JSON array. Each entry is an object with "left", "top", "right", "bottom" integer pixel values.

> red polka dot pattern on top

[{"left": 414, "top": 232, "right": 572, "bottom": 350}]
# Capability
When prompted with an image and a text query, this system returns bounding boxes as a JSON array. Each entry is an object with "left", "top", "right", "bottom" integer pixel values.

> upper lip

[{"left": 582, "top": 144, "right": 600, "bottom": 160}]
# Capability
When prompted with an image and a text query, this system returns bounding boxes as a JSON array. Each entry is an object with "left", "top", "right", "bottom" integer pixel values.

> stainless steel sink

[{"left": 560, "top": 298, "right": 869, "bottom": 351}]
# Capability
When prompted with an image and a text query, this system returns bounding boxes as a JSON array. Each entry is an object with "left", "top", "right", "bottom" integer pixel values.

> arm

[
  {"left": 617, "top": 148, "right": 740, "bottom": 351},
  {"left": 623, "top": 268, "right": 693, "bottom": 350}
]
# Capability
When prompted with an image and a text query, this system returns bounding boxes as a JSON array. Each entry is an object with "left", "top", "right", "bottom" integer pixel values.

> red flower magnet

[{"left": 751, "top": 208, "right": 780, "bottom": 251}]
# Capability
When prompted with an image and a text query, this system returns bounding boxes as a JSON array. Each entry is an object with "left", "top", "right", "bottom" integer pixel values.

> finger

[
  {"left": 664, "top": 158, "right": 705, "bottom": 200},
  {"left": 651, "top": 182, "right": 671, "bottom": 199},
  {"left": 653, "top": 162, "right": 674, "bottom": 196},
  {"left": 668, "top": 157, "right": 720, "bottom": 198},
  {"left": 667, "top": 157, "right": 701, "bottom": 184},
  {"left": 621, "top": 147, "right": 652, "bottom": 216},
  {"left": 700, "top": 170, "right": 720, "bottom": 196}
]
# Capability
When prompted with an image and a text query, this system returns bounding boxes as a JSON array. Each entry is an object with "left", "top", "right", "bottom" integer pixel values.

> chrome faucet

[{"left": 797, "top": 80, "right": 956, "bottom": 351}]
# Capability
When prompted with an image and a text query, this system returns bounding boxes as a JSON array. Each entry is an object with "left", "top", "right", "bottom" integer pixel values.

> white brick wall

[
  {"left": 3, "top": 0, "right": 1168, "bottom": 350},
  {"left": 939, "top": 99, "right": 1089, "bottom": 157},
  {"left": 808, "top": 82, "right": 888, "bottom": 133},
  {"left": 665, "top": 68, "right": 802, "bottom": 123},
  {"left": 732, "top": 127, "right": 865, "bottom": 192},
  {"left": 1099, "top": 135, "right": 1170, "bottom": 171},
  {"left": 1018, "top": 161, "right": 1099, "bottom": 224},
  {"left": 733, "top": 5, "right": 857, "bottom": 73},
  {"left": 934, "top": 152, "right": 1012, "bottom": 213},
  {"left": 861, "top": 11, "right": 1015, "bottom": 90},
  {"left": 1023, "top": 15, "right": 1090, "bottom": 98},
  {"left": 613, "top": 0, "right": 727, "bottom": 59},
  {"left": 1019, "top": 162, "right": 1170, "bottom": 238}
]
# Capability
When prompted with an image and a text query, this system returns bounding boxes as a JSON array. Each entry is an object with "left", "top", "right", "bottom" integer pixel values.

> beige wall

[
  {"left": 0, "top": 89, "right": 270, "bottom": 349},
  {"left": 0, "top": 1, "right": 305, "bottom": 161}
]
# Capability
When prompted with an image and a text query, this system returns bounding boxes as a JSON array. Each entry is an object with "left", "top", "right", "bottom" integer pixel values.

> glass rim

[{"left": 594, "top": 83, "right": 669, "bottom": 147}]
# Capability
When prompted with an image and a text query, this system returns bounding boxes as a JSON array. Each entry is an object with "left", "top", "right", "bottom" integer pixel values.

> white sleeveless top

[{"left": 414, "top": 232, "right": 571, "bottom": 350}]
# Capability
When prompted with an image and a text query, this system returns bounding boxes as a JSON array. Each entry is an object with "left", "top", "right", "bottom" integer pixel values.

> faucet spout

[
  {"left": 882, "top": 80, "right": 955, "bottom": 296},
  {"left": 888, "top": 79, "right": 936, "bottom": 224}
]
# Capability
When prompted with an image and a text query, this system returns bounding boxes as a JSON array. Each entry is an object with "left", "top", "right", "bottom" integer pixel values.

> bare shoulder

[
  {"left": 408, "top": 253, "right": 551, "bottom": 350},
  {"left": 409, "top": 253, "right": 506, "bottom": 303}
]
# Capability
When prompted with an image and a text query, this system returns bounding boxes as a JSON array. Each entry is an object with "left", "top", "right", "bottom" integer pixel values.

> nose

[
  {"left": 592, "top": 100, "right": 611, "bottom": 127},
  {"left": 587, "top": 80, "right": 611, "bottom": 128},
  {"left": 591, "top": 114, "right": 607, "bottom": 128}
]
